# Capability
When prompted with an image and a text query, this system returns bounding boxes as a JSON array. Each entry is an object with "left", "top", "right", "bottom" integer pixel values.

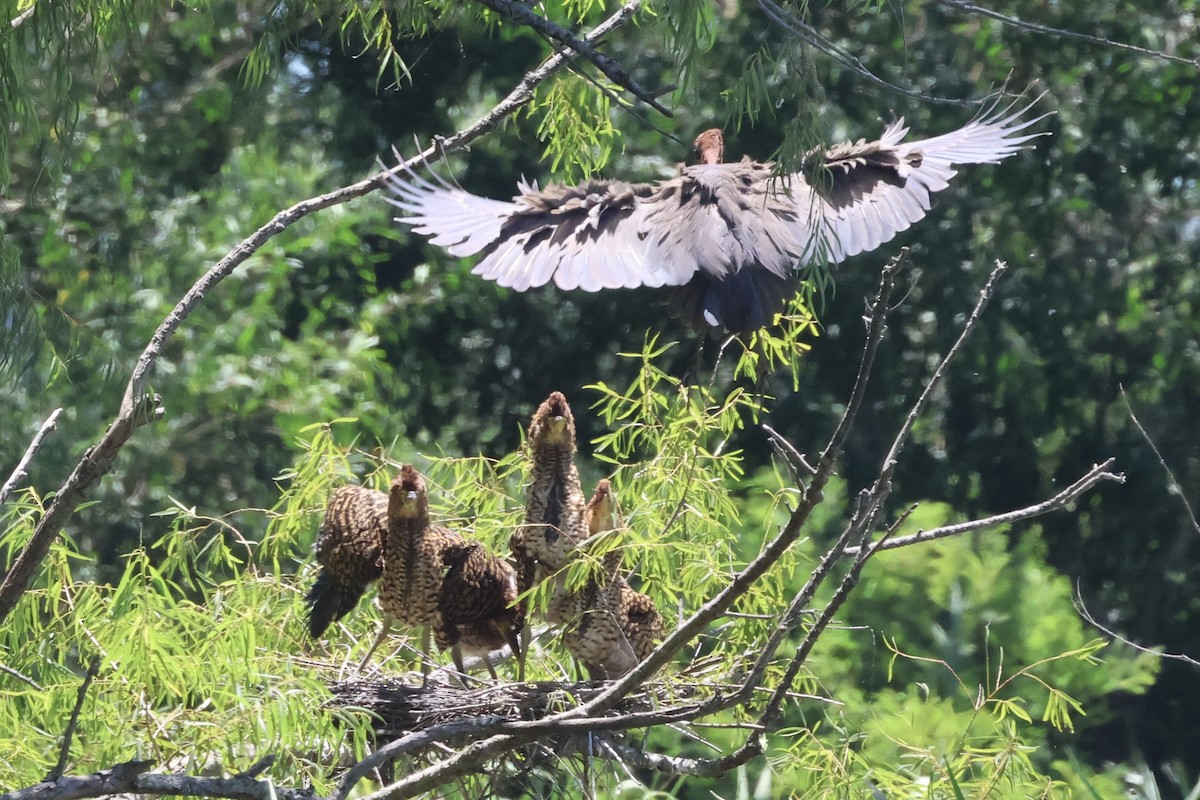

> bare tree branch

[
  {"left": 1074, "top": 585, "right": 1200, "bottom": 669},
  {"left": 0, "top": 0, "right": 645, "bottom": 626},
  {"left": 0, "top": 758, "right": 314, "bottom": 800},
  {"left": 598, "top": 735, "right": 764, "bottom": 777},
  {"left": 843, "top": 460, "right": 1125, "bottom": 556},
  {"left": 938, "top": 0, "right": 1200, "bottom": 70},
  {"left": 1, "top": 408, "right": 63, "bottom": 505},
  {"left": 45, "top": 659, "right": 100, "bottom": 782},
  {"left": 472, "top": 0, "right": 670, "bottom": 116}
]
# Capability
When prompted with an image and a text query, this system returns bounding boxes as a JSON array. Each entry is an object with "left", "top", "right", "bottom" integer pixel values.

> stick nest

[{"left": 328, "top": 677, "right": 657, "bottom": 736}]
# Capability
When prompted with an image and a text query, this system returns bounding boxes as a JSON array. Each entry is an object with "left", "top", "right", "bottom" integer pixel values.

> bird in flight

[{"left": 383, "top": 95, "right": 1047, "bottom": 332}]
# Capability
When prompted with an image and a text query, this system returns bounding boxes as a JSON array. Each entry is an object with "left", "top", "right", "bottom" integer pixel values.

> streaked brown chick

[
  {"left": 511, "top": 391, "right": 588, "bottom": 679},
  {"left": 436, "top": 539, "right": 522, "bottom": 680},
  {"left": 306, "top": 485, "right": 388, "bottom": 639},
  {"left": 360, "top": 465, "right": 461, "bottom": 676}
]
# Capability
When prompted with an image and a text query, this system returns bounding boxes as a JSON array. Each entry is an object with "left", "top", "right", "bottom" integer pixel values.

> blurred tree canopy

[{"left": 2, "top": 0, "right": 1199, "bottom": 796}]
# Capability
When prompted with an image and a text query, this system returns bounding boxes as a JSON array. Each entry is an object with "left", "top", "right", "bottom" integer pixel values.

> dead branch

[
  {"left": 598, "top": 735, "right": 764, "bottom": 778},
  {"left": 1, "top": 408, "right": 64, "bottom": 505},
  {"left": 0, "top": 758, "right": 314, "bottom": 800},
  {"left": 938, "top": 0, "right": 1200, "bottom": 70},
  {"left": 1074, "top": 586, "right": 1200, "bottom": 669},
  {"left": 843, "top": 460, "right": 1125, "bottom": 556},
  {"left": 0, "top": 0, "right": 646, "bottom": 626}
]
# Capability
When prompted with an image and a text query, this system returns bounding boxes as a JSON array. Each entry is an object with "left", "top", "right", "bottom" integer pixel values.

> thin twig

[
  {"left": 45, "top": 659, "right": 100, "bottom": 782},
  {"left": 0, "top": 662, "right": 44, "bottom": 690},
  {"left": 1074, "top": 585, "right": 1200, "bottom": 668},
  {"left": 939, "top": 0, "right": 1200, "bottom": 70},
  {"left": 762, "top": 423, "right": 816, "bottom": 479},
  {"left": 472, "top": 0, "right": 670, "bottom": 116},
  {"left": 599, "top": 735, "right": 764, "bottom": 778},
  {"left": 1, "top": 408, "right": 64, "bottom": 505},
  {"left": 0, "top": 393, "right": 163, "bottom": 623},
  {"left": 1120, "top": 385, "right": 1200, "bottom": 537},
  {"left": 756, "top": 0, "right": 973, "bottom": 106},
  {"left": 842, "top": 460, "right": 1124, "bottom": 555},
  {"left": 884, "top": 260, "right": 1007, "bottom": 484}
]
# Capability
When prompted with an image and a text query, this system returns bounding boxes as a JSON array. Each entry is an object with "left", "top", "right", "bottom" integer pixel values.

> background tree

[{"left": 1, "top": 0, "right": 1198, "bottom": 797}]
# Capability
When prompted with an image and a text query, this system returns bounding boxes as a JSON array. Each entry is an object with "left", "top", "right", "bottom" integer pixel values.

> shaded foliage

[{"left": 2, "top": 0, "right": 1199, "bottom": 795}]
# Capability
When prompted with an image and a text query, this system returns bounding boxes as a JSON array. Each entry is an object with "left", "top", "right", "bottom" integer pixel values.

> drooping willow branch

[{"left": 0, "top": 0, "right": 646, "bottom": 624}]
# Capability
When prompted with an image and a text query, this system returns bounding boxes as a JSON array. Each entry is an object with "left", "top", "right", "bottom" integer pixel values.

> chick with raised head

[
  {"left": 510, "top": 391, "right": 589, "bottom": 679},
  {"left": 358, "top": 464, "right": 521, "bottom": 683},
  {"left": 306, "top": 485, "right": 388, "bottom": 640}
]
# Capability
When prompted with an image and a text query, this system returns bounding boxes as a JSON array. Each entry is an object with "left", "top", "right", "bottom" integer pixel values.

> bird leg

[
  {"left": 483, "top": 654, "right": 500, "bottom": 682},
  {"left": 357, "top": 613, "right": 394, "bottom": 673},
  {"left": 448, "top": 644, "right": 496, "bottom": 687},
  {"left": 419, "top": 625, "right": 432, "bottom": 687},
  {"left": 517, "top": 624, "right": 530, "bottom": 682}
]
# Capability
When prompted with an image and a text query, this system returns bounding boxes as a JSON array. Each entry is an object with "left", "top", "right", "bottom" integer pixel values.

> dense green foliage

[
  {"left": 0, "top": 337, "right": 1160, "bottom": 796},
  {"left": 3, "top": 0, "right": 1199, "bottom": 796}
]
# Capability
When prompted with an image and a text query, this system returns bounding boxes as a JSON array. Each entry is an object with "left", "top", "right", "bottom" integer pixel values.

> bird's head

[
  {"left": 389, "top": 464, "right": 428, "bottom": 520},
  {"left": 693, "top": 128, "right": 724, "bottom": 165},
  {"left": 529, "top": 391, "right": 576, "bottom": 450},
  {"left": 586, "top": 479, "right": 617, "bottom": 537}
]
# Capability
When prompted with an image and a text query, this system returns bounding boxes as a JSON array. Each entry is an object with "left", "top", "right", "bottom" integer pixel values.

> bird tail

[
  {"left": 667, "top": 267, "right": 796, "bottom": 334},
  {"left": 305, "top": 570, "right": 367, "bottom": 639}
]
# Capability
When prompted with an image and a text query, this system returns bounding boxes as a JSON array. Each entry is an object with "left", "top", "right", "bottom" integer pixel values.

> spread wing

[
  {"left": 805, "top": 94, "right": 1049, "bottom": 263},
  {"left": 384, "top": 170, "right": 694, "bottom": 291}
]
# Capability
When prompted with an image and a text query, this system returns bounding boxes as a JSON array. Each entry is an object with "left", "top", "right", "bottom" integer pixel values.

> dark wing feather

[{"left": 307, "top": 486, "right": 387, "bottom": 638}]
